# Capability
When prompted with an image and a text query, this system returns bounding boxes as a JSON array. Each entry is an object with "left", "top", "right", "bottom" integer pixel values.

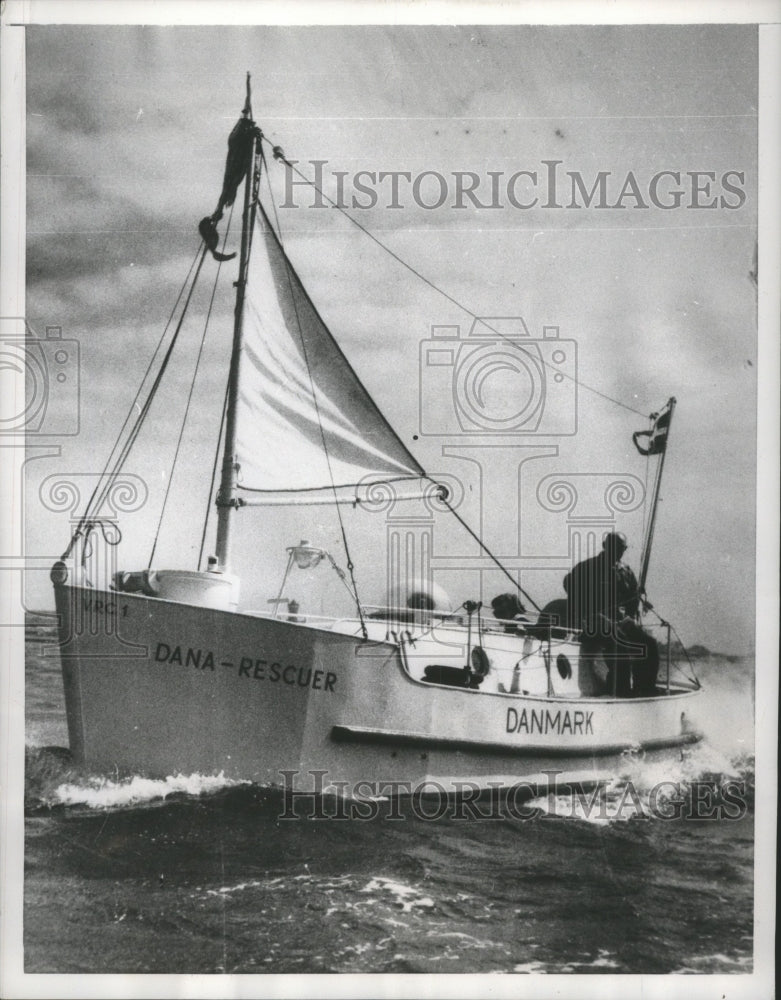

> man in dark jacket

[{"left": 563, "top": 532, "right": 658, "bottom": 697}]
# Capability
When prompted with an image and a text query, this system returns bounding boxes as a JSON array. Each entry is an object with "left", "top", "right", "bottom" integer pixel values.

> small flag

[{"left": 633, "top": 401, "right": 673, "bottom": 456}]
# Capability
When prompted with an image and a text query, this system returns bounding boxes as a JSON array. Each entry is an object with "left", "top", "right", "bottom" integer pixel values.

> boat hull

[{"left": 53, "top": 583, "right": 702, "bottom": 793}]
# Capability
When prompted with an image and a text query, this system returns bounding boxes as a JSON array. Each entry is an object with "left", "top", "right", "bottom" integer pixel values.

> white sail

[{"left": 234, "top": 206, "right": 424, "bottom": 495}]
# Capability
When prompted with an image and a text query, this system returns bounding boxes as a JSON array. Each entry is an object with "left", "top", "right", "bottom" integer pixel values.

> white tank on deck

[
  {"left": 154, "top": 569, "right": 239, "bottom": 611},
  {"left": 386, "top": 577, "right": 453, "bottom": 613}
]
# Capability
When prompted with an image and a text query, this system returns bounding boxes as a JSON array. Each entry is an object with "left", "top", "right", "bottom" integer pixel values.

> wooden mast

[{"left": 215, "top": 74, "right": 258, "bottom": 573}]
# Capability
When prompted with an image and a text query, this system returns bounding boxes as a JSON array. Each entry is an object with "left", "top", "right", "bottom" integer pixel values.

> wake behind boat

[{"left": 50, "top": 77, "right": 702, "bottom": 794}]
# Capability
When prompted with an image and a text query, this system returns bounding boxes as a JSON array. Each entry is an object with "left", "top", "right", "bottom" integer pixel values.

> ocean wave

[
  {"left": 527, "top": 745, "right": 754, "bottom": 826},
  {"left": 24, "top": 746, "right": 252, "bottom": 812},
  {"left": 25, "top": 734, "right": 753, "bottom": 822},
  {"left": 362, "top": 877, "right": 435, "bottom": 913},
  {"left": 672, "top": 953, "right": 753, "bottom": 974},
  {"left": 513, "top": 948, "right": 620, "bottom": 973}
]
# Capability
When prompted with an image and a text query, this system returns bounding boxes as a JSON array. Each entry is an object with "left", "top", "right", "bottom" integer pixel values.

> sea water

[{"left": 23, "top": 615, "right": 754, "bottom": 974}]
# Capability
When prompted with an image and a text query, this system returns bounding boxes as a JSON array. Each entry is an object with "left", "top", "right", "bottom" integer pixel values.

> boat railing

[
  {"left": 363, "top": 606, "right": 578, "bottom": 636},
  {"left": 259, "top": 602, "right": 583, "bottom": 644},
  {"left": 250, "top": 602, "right": 696, "bottom": 693},
  {"left": 642, "top": 618, "right": 702, "bottom": 694},
  {"left": 363, "top": 604, "right": 461, "bottom": 624},
  {"left": 488, "top": 613, "right": 579, "bottom": 641}
]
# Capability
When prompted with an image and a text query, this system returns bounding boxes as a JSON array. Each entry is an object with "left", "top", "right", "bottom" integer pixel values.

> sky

[{"left": 20, "top": 23, "right": 759, "bottom": 653}]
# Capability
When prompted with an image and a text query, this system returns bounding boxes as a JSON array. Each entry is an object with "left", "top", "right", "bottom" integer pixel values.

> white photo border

[{"left": 1, "top": 3, "right": 777, "bottom": 999}]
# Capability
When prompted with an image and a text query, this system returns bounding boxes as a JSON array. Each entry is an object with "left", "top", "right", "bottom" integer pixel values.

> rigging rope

[
  {"left": 148, "top": 204, "right": 235, "bottom": 570},
  {"left": 438, "top": 488, "right": 541, "bottom": 612},
  {"left": 261, "top": 135, "right": 646, "bottom": 419},
  {"left": 261, "top": 144, "right": 368, "bottom": 639},
  {"left": 62, "top": 241, "right": 204, "bottom": 560},
  {"left": 645, "top": 605, "right": 700, "bottom": 687},
  {"left": 85, "top": 245, "right": 210, "bottom": 528},
  {"left": 79, "top": 518, "right": 123, "bottom": 586}
]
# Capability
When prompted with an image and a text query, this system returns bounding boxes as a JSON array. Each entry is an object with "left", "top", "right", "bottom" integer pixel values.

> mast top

[{"left": 243, "top": 72, "right": 252, "bottom": 119}]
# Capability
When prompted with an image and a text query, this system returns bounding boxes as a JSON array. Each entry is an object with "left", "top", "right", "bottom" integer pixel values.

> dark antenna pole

[{"left": 639, "top": 396, "right": 676, "bottom": 595}]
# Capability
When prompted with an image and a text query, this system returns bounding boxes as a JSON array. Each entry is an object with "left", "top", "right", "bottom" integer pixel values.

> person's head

[
  {"left": 407, "top": 591, "right": 435, "bottom": 611},
  {"left": 602, "top": 531, "right": 628, "bottom": 560},
  {"left": 491, "top": 593, "right": 526, "bottom": 622}
]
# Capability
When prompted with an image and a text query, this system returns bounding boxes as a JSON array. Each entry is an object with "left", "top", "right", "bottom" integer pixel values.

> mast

[
  {"left": 215, "top": 74, "right": 259, "bottom": 572},
  {"left": 638, "top": 396, "right": 676, "bottom": 596}
]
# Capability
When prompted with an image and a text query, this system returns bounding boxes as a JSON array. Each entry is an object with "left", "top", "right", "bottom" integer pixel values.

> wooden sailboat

[{"left": 50, "top": 80, "right": 702, "bottom": 795}]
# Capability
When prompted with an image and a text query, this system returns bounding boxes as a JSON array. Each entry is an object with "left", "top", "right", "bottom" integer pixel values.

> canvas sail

[{"left": 234, "top": 206, "right": 424, "bottom": 496}]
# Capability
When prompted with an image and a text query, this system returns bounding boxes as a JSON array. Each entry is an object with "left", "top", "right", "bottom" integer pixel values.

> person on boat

[
  {"left": 406, "top": 589, "right": 436, "bottom": 625},
  {"left": 490, "top": 593, "right": 529, "bottom": 633},
  {"left": 536, "top": 597, "right": 571, "bottom": 632},
  {"left": 563, "top": 532, "right": 659, "bottom": 697}
]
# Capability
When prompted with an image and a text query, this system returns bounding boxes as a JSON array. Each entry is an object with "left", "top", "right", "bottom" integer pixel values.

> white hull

[{"left": 53, "top": 582, "right": 702, "bottom": 794}]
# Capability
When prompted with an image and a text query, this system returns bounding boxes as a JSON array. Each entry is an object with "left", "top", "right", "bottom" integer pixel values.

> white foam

[
  {"left": 206, "top": 879, "right": 264, "bottom": 897},
  {"left": 425, "top": 930, "right": 493, "bottom": 950},
  {"left": 513, "top": 949, "right": 619, "bottom": 973},
  {"left": 51, "top": 771, "right": 248, "bottom": 809},
  {"left": 512, "top": 961, "right": 548, "bottom": 974},
  {"left": 527, "top": 742, "right": 752, "bottom": 826},
  {"left": 672, "top": 953, "right": 753, "bottom": 973},
  {"left": 618, "top": 741, "right": 746, "bottom": 789},
  {"left": 527, "top": 792, "right": 637, "bottom": 825},
  {"left": 362, "top": 877, "right": 435, "bottom": 912},
  {"left": 203, "top": 873, "right": 354, "bottom": 901},
  {"left": 585, "top": 950, "right": 620, "bottom": 969}
]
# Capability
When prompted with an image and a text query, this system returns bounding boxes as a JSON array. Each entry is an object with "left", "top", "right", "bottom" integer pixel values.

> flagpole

[
  {"left": 215, "top": 74, "right": 258, "bottom": 573},
  {"left": 638, "top": 396, "right": 676, "bottom": 595}
]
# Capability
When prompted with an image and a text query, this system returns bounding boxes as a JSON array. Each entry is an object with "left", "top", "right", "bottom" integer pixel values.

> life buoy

[
  {"left": 471, "top": 645, "right": 490, "bottom": 678},
  {"left": 556, "top": 652, "right": 573, "bottom": 680}
]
